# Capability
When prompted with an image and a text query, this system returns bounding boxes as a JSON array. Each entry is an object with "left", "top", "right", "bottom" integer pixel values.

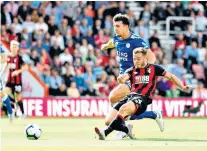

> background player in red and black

[
  {"left": 95, "top": 47, "right": 191, "bottom": 140},
  {"left": 5, "top": 40, "right": 28, "bottom": 118}
]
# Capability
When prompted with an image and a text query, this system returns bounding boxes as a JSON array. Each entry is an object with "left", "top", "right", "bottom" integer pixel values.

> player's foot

[
  {"left": 8, "top": 113, "right": 14, "bottom": 123},
  {"left": 114, "top": 131, "right": 128, "bottom": 139},
  {"left": 154, "top": 109, "right": 164, "bottom": 132},
  {"left": 94, "top": 127, "right": 106, "bottom": 140},
  {"left": 18, "top": 113, "right": 26, "bottom": 120},
  {"left": 21, "top": 113, "right": 26, "bottom": 119},
  {"left": 126, "top": 124, "right": 135, "bottom": 139}
]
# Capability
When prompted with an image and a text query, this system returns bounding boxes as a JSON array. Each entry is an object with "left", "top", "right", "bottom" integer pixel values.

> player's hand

[
  {"left": 12, "top": 70, "right": 20, "bottom": 77},
  {"left": 182, "top": 85, "right": 191, "bottom": 92},
  {"left": 117, "top": 75, "right": 125, "bottom": 84},
  {"left": 101, "top": 44, "right": 110, "bottom": 51}
]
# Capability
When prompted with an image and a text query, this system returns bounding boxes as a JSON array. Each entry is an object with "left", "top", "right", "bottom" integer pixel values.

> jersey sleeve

[
  {"left": 113, "top": 35, "right": 117, "bottom": 44},
  {"left": 124, "top": 67, "right": 133, "bottom": 77},
  {"left": 154, "top": 64, "right": 166, "bottom": 76},
  {"left": 134, "top": 38, "right": 149, "bottom": 49},
  {"left": 19, "top": 55, "right": 25, "bottom": 66}
]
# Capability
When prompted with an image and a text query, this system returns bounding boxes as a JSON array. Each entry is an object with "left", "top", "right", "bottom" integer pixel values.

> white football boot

[{"left": 154, "top": 109, "right": 164, "bottom": 132}]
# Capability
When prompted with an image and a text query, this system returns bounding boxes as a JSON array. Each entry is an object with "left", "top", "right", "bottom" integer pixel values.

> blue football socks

[{"left": 130, "top": 111, "right": 157, "bottom": 120}]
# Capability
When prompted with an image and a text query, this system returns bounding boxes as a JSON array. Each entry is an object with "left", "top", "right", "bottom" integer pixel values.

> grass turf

[{"left": 1, "top": 118, "right": 207, "bottom": 151}]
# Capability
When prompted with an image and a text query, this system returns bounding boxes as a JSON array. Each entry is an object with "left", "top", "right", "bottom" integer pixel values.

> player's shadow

[{"left": 126, "top": 138, "right": 207, "bottom": 142}]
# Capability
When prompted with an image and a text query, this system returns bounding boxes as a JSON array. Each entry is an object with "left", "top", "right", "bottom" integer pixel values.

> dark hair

[{"left": 113, "top": 13, "right": 130, "bottom": 26}]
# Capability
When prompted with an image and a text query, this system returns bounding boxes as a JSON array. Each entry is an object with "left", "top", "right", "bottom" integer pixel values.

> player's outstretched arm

[
  {"left": 147, "top": 49, "right": 156, "bottom": 64},
  {"left": 164, "top": 72, "right": 190, "bottom": 92},
  {"left": 101, "top": 39, "right": 115, "bottom": 50},
  {"left": 117, "top": 74, "right": 130, "bottom": 84}
]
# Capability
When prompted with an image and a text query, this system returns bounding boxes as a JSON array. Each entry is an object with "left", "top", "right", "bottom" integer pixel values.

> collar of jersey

[
  {"left": 134, "top": 63, "right": 150, "bottom": 69},
  {"left": 117, "top": 32, "right": 132, "bottom": 40}
]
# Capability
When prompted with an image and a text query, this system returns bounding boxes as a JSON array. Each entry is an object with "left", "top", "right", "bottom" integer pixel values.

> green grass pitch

[{"left": 1, "top": 118, "right": 207, "bottom": 151}]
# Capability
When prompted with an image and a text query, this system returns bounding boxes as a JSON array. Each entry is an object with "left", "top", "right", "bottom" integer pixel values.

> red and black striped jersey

[
  {"left": 125, "top": 64, "right": 167, "bottom": 99},
  {"left": 7, "top": 54, "right": 24, "bottom": 85}
]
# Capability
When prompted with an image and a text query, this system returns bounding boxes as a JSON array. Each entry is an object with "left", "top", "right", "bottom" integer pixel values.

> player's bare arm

[
  {"left": 0, "top": 53, "right": 8, "bottom": 63},
  {"left": 146, "top": 49, "right": 156, "bottom": 64},
  {"left": 101, "top": 39, "right": 115, "bottom": 50},
  {"left": 117, "top": 74, "right": 130, "bottom": 84},
  {"left": 0, "top": 62, "right": 9, "bottom": 76},
  {"left": 11, "top": 64, "right": 28, "bottom": 77},
  {"left": 164, "top": 72, "right": 190, "bottom": 92}
]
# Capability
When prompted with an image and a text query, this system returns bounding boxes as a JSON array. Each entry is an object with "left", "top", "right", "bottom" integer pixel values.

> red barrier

[
  {"left": 1, "top": 97, "right": 207, "bottom": 117},
  {"left": 22, "top": 98, "right": 110, "bottom": 117},
  {"left": 147, "top": 98, "right": 207, "bottom": 117}
]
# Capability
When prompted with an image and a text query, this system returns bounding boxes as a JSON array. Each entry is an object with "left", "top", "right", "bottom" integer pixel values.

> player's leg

[
  {"left": 105, "top": 98, "right": 129, "bottom": 139},
  {"left": 105, "top": 99, "right": 127, "bottom": 126},
  {"left": 4, "top": 86, "right": 12, "bottom": 96},
  {"left": 130, "top": 111, "right": 157, "bottom": 120},
  {"left": 127, "top": 93, "right": 164, "bottom": 132},
  {"left": 95, "top": 101, "right": 135, "bottom": 140},
  {"left": 129, "top": 110, "right": 164, "bottom": 132},
  {"left": 108, "top": 83, "right": 164, "bottom": 133},
  {"left": 108, "top": 84, "right": 130, "bottom": 104},
  {"left": 15, "top": 90, "right": 25, "bottom": 119},
  {"left": 108, "top": 84, "right": 158, "bottom": 120},
  {"left": 105, "top": 108, "right": 118, "bottom": 126},
  {"left": 1, "top": 91, "right": 13, "bottom": 117},
  {"left": 0, "top": 83, "right": 13, "bottom": 122},
  {"left": 5, "top": 84, "right": 25, "bottom": 118}
]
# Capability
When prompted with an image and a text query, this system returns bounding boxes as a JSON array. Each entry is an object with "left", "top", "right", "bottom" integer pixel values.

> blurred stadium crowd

[{"left": 1, "top": 1, "right": 207, "bottom": 98}]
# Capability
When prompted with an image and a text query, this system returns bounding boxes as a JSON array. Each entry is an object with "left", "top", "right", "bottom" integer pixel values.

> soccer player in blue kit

[
  {"left": 0, "top": 42, "right": 13, "bottom": 122},
  {"left": 101, "top": 14, "right": 164, "bottom": 137}
]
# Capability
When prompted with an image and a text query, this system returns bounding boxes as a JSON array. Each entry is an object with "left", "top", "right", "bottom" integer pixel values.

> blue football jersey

[
  {"left": 0, "top": 43, "right": 5, "bottom": 54},
  {"left": 113, "top": 33, "right": 149, "bottom": 74}
]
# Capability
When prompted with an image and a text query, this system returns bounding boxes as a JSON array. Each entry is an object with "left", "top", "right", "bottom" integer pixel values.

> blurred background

[
  {"left": 1, "top": 2, "right": 207, "bottom": 151},
  {"left": 1, "top": 1, "right": 207, "bottom": 118}
]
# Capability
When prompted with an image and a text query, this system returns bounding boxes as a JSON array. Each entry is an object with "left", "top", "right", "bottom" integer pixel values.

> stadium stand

[{"left": 1, "top": 1, "right": 207, "bottom": 98}]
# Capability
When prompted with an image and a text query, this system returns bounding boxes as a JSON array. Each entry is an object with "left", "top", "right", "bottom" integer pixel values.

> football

[{"left": 24, "top": 124, "right": 42, "bottom": 140}]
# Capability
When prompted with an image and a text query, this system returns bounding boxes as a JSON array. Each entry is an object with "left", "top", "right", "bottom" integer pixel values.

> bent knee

[
  {"left": 119, "top": 105, "right": 130, "bottom": 115},
  {"left": 105, "top": 120, "right": 111, "bottom": 126},
  {"left": 15, "top": 94, "right": 22, "bottom": 101},
  {"left": 109, "top": 91, "right": 127, "bottom": 104},
  {"left": 109, "top": 94, "right": 118, "bottom": 104}
]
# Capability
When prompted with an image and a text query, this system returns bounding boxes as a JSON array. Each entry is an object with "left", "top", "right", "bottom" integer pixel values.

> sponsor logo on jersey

[
  {"left": 126, "top": 43, "right": 130, "bottom": 48},
  {"left": 10, "top": 63, "right": 16, "bottom": 69},
  {"left": 117, "top": 51, "right": 128, "bottom": 61},
  {"left": 147, "top": 68, "right": 151, "bottom": 73},
  {"left": 135, "top": 75, "right": 149, "bottom": 84}
]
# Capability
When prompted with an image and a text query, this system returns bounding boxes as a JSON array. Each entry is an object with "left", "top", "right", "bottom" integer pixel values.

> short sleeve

[
  {"left": 154, "top": 64, "right": 166, "bottom": 76},
  {"left": 113, "top": 35, "right": 117, "bottom": 45},
  {"left": 134, "top": 38, "right": 149, "bottom": 49},
  {"left": 19, "top": 55, "right": 25, "bottom": 66},
  {"left": 112, "top": 37, "right": 115, "bottom": 44}
]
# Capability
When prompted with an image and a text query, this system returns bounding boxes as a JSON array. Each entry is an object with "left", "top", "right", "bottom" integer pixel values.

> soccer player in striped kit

[
  {"left": 95, "top": 47, "right": 190, "bottom": 140},
  {"left": 4, "top": 40, "right": 28, "bottom": 119},
  {"left": 101, "top": 14, "right": 163, "bottom": 138}
]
